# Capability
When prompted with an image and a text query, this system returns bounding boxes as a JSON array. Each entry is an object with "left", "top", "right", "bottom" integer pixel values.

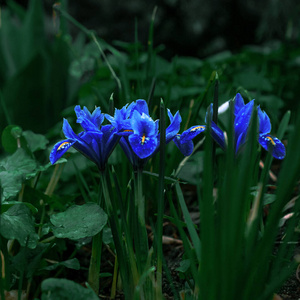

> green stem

[
  {"left": 88, "top": 231, "right": 103, "bottom": 295},
  {"left": 156, "top": 100, "right": 166, "bottom": 298},
  {"left": 134, "top": 168, "right": 149, "bottom": 273},
  {"left": 0, "top": 249, "right": 5, "bottom": 300},
  {"left": 99, "top": 170, "right": 137, "bottom": 297},
  {"left": 110, "top": 255, "right": 118, "bottom": 299},
  {"left": 88, "top": 177, "right": 105, "bottom": 295}
]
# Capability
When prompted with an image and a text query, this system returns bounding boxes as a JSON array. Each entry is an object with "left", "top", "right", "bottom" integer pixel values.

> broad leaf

[
  {"left": 0, "top": 148, "right": 37, "bottom": 200},
  {"left": 0, "top": 204, "right": 39, "bottom": 249},
  {"left": 1, "top": 125, "right": 27, "bottom": 153},
  {"left": 41, "top": 258, "right": 80, "bottom": 271},
  {"left": 1, "top": 201, "right": 38, "bottom": 214},
  {"left": 11, "top": 243, "right": 48, "bottom": 278},
  {"left": 23, "top": 130, "right": 49, "bottom": 152},
  {"left": 51, "top": 203, "right": 108, "bottom": 240},
  {"left": 41, "top": 278, "right": 98, "bottom": 300}
]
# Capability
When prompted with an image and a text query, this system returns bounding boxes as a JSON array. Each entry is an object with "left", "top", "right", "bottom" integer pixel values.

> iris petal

[
  {"left": 131, "top": 111, "right": 157, "bottom": 137},
  {"left": 211, "top": 121, "right": 226, "bottom": 150},
  {"left": 234, "top": 93, "right": 245, "bottom": 116},
  {"left": 166, "top": 110, "right": 182, "bottom": 143},
  {"left": 50, "top": 139, "right": 75, "bottom": 164},
  {"left": 105, "top": 104, "right": 132, "bottom": 132},
  {"left": 62, "top": 119, "right": 78, "bottom": 140},
  {"left": 236, "top": 132, "right": 247, "bottom": 153},
  {"left": 180, "top": 125, "right": 206, "bottom": 143},
  {"left": 257, "top": 106, "right": 271, "bottom": 135},
  {"left": 130, "top": 99, "right": 149, "bottom": 117},
  {"left": 128, "top": 134, "right": 158, "bottom": 159},
  {"left": 235, "top": 100, "right": 254, "bottom": 141},
  {"left": 259, "top": 134, "right": 286, "bottom": 159},
  {"left": 75, "top": 105, "right": 104, "bottom": 131},
  {"left": 173, "top": 135, "right": 194, "bottom": 156}
]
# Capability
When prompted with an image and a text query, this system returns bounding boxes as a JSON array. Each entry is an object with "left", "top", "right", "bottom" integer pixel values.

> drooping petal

[
  {"left": 128, "top": 133, "right": 158, "bottom": 159},
  {"left": 166, "top": 110, "right": 182, "bottom": 143},
  {"left": 259, "top": 134, "right": 286, "bottom": 160},
  {"left": 257, "top": 106, "right": 271, "bottom": 135},
  {"left": 173, "top": 135, "right": 194, "bottom": 156},
  {"left": 179, "top": 125, "right": 206, "bottom": 143},
  {"left": 50, "top": 139, "right": 75, "bottom": 164}
]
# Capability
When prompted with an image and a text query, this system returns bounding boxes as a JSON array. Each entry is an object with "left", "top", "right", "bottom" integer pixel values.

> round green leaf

[
  {"left": 41, "top": 278, "right": 98, "bottom": 300},
  {"left": 23, "top": 130, "right": 49, "bottom": 152},
  {"left": 0, "top": 204, "right": 39, "bottom": 249},
  {"left": 50, "top": 203, "right": 108, "bottom": 240},
  {"left": 0, "top": 148, "right": 37, "bottom": 200},
  {"left": 1, "top": 125, "right": 26, "bottom": 153},
  {"left": 1, "top": 201, "right": 38, "bottom": 214}
]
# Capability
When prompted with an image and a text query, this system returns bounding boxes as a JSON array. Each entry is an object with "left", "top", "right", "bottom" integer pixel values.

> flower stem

[
  {"left": 156, "top": 100, "right": 166, "bottom": 298},
  {"left": 88, "top": 231, "right": 103, "bottom": 295},
  {"left": 134, "top": 168, "right": 149, "bottom": 273},
  {"left": 88, "top": 174, "right": 106, "bottom": 295}
]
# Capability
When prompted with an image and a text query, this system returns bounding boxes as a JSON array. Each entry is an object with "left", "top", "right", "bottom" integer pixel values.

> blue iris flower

[
  {"left": 209, "top": 93, "right": 286, "bottom": 159},
  {"left": 172, "top": 109, "right": 225, "bottom": 156},
  {"left": 50, "top": 105, "right": 122, "bottom": 171},
  {"left": 106, "top": 99, "right": 182, "bottom": 169}
]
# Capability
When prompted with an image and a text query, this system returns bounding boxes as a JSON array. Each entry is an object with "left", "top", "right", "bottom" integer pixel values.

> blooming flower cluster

[
  {"left": 212, "top": 93, "right": 286, "bottom": 159},
  {"left": 50, "top": 94, "right": 286, "bottom": 170}
]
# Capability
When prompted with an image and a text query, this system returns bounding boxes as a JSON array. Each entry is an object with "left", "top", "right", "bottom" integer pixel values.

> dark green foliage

[
  {"left": 0, "top": 2, "right": 299, "bottom": 299},
  {"left": 50, "top": 203, "right": 108, "bottom": 240},
  {"left": 41, "top": 278, "right": 98, "bottom": 300}
]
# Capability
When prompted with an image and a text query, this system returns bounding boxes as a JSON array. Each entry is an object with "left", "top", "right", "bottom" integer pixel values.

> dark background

[{"left": 6, "top": 0, "right": 300, "bottom": 59}]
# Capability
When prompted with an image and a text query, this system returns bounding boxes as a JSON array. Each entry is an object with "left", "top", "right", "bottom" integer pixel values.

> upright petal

[
  {"left": 105, "top": 105, "right": 131, "bottom": 132},
  {"left": 234, "top": 93, "right": 245, "bottom": 116},
  {"left": 166, "top": 110, "right": 182, "bottom": 143},
  {"left": 62, "top": 119, "right": 78, "bottom": 140},
  {"left": 257, "top": 106, "right": 271, "bottom": 135},
  {"left": 259, "top": 134, "right": 286, "bottom": 159},
  {"left": 235, "top": 99, "right": 254, "bottom": 142},
  {"left": 210, "top": 121, "right": 226, "bottom": 150},
  {"left": 130, "top": 99, "right": 149, "bottom": 117},
  {"left": 75, "top": 105, "right": 104, "bottom": 131}
]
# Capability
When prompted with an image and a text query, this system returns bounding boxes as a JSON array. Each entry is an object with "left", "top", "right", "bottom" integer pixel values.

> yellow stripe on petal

[
  {"left": 57, "top": 142, "right": 71, "bottom": 151},
  {"left": 266, "top": 136, "right": 276, "bottom": 146},
  {"left": 141, "top": 134, "right": 146, "bottom": 145},
  {"left": 190, "top": 126, "right": 205, "bottom": 132}
]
